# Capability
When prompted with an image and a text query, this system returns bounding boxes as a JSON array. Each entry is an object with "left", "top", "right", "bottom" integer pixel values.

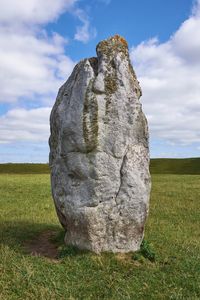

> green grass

[
  {"left": 0, "top": 172, "right": 200, "bottom": 299},
  {"left": 1, "top": 157, "right": 200, "bottom": 175}
]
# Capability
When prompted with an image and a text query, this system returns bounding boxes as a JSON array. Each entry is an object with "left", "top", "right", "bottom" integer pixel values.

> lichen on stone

[
  {"left": 88, "top": 57, "right": 98, "bottom": 76},
  {"left": 104, "top": 69, "right": 117, "bottom": 117},
  {"left": 96, "top": 34, "right": 129, "bottom": 59}
]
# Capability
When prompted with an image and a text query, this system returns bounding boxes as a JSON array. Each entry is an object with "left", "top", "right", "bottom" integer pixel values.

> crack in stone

[{"left": 115, "top": 153, "right": 127, "bottom": 205}]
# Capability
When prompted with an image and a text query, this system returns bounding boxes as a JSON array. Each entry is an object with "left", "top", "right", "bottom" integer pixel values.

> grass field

[{"left": 0, "top": 164, "right": 200, "bottom": 299}]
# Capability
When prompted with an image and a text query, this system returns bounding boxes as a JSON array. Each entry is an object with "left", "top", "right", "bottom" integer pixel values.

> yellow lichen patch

[
  {"left": 104, "top": 75, "right": 117, "bottom": 95},
  {"left": 104, "top": 66, "right": 118, "bottom": 117},
  {"left": 111, "top": 34, "right": 128, "bottom": 47}
]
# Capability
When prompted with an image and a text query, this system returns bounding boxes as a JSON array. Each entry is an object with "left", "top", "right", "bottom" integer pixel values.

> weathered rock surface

[{"left": 49, "top": 35, "right": 151, "bottom": 253}]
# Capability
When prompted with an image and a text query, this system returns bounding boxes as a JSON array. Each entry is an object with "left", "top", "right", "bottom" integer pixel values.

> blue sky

[{"left": 0, "top": 0, "right": 200, "bottom": 162}]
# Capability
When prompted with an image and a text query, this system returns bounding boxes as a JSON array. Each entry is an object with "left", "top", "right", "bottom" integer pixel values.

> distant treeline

[
  {"left": 0, "top": 163, "right": 50, "bottom": 174},
  {"left": 150, "top": 158, "right": 200, "bottom": 174},
  {"left": 0, "top": 158, "right": 200, "bottom": 174}
]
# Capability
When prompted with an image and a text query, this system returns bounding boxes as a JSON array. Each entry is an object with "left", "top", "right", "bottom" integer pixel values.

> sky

[{"left": 0, "top": 0, "right": 200, "bottom": 162}]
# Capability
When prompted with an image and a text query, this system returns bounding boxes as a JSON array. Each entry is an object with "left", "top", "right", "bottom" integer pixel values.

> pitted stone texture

[{"left": 49, "top": 35, "right": 151, "bottom": 253}]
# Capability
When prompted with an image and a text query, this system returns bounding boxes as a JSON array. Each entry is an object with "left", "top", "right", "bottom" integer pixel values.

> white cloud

[
  {"left": 0, "top": 107, "right": 51, "bottom": 143},
  {"left": 0, "top": 0, "right": 76, "bottom": 103},
  {"left": 0, "top": 28, "right": 75, "bottom": 103},
  {"left": 130, "top": 0, "right": 200, "bottom": 146},
  {"left": 74, "top": 8, "right": 97, "bottom": 43},
  {"left": 0, "top": 0, "right": 76, "bottom": 25}
]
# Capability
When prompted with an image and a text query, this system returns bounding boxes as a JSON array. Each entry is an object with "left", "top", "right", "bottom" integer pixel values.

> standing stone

[{"left": 49, "top": 35, "right": 151, "bottom": 253}]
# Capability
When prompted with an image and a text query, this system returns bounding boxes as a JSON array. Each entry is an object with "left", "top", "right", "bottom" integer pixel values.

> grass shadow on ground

[
  {"left": 0, "top": 221, "right": 92, "bottom": 260},
  {"left": 0, "top": 221, "right": 64, "bottom": 259}
]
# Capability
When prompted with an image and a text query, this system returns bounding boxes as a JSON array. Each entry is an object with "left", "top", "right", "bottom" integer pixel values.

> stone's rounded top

[
  {"left": 110, "top": 34, "right": 128, "bottom": 47},
  {"left": 96, "top": 34, "right": 129, "bottom": 58}
]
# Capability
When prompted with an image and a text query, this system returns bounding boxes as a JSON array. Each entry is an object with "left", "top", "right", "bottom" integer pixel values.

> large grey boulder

[{"left": 49, "top": 35, "right": 151, "bottom": 253}]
